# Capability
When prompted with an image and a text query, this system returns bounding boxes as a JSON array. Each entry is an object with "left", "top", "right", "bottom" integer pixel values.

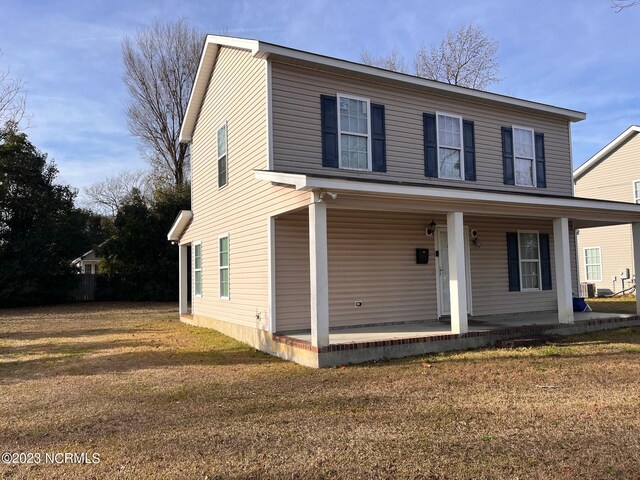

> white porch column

[
  {"left": 553, "top": 218, "right": 574, "bottom": 324},
  {"left": 179, "top": 244, "right": 189, "bottom": 315},
  {"left": 447, "top": 212, "right": 468, "bottom": 334},
  {"left": 309, "top": 197, "right": 329, "bottom": 347},
  {"left": 632, "top": 223, "right": 640, "bottom": 314}
]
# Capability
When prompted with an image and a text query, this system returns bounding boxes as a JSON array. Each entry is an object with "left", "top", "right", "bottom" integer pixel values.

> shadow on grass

[
  {"left": 0, "top": 327, "right": 151, "bottom": 341},
  {"left": 0, "top": 344, "right": 278, "bottom": 384}
]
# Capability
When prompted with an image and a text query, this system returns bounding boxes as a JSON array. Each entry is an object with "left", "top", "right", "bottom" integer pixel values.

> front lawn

[{"left": 1, "top": 303, "right": 639, "bottom": 479}]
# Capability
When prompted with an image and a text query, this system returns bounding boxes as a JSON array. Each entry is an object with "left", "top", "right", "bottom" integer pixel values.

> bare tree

[
  {"left": 0, "top": 49, "right": 26, "bottom": 126},
  {"left": 415, "top": 25, "right": 500, "bottom": 90},
  {"left": 85, "top": 169, "right": 152, "bottom": 216},
  {"left": 360, "top": 46, "right": 408, "bottom": 73},
  {"left": 361, "top": 25, "right": 500, "bottom": 91},
  {"left": 122, "top": 19, "right": 202, "bottom": 187},
  {"left": 611, "top": 0, "right": 640, "bottom": 11}
]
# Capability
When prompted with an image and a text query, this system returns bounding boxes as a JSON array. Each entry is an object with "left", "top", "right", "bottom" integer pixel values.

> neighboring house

[
  {"left": 167, "top": 36, "right": 640, "bottom": 367},
  {"left": 71, "top": 249, "right": 101, "bottom": 274},
  {"left": 574, "top": 126, "right": 640, "bottom": 296}
]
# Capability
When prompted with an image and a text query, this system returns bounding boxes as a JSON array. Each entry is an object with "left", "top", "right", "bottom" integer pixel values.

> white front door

[{"left": 436, "top": 228, "right": 472, "bottom": 317}]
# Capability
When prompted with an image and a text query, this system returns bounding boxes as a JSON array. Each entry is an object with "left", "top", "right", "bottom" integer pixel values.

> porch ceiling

[{"left": 255, "top": 171, "right": 640, "bottom": 228}]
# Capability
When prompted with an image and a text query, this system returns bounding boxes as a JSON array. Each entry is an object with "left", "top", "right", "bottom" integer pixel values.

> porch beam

[
  {"left": 179, "top": 244, "right": 189, "bottom": 315},
  {"left": 309, "top": 196, "right": 329, "bottom": 347},
  {"left": 447, "top": 212, "right": 468, "bottom": 334},
  {"left": 553, "top": 217, "right": 574, "bottom": 323},
  {"left": 632, "top": 223, "right": 640, "bottom": 314}
]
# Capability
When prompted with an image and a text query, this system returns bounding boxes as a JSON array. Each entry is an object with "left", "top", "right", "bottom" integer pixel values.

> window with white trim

[
  {"left": 219, "top": 235, "right": 229, "bottom": 299},
  {"left": 518, "top": 232, "right": 540, "bottom": 290},
  {"left": 194, "top": 242, "right": 202, "bottom": 297},
  {"left": 584, "top": 247, "right": 602, "bottom": 282},
  {"left": 513, "top": 126, "right": 536, "bottom": 187},
  {"left": 633, "top": 180, "right": 640, "bottom": 204},
  {"left": 338, "top": 94, "right": 371, "bottom": 170},
  {"left": 217, "top": 123, "right": 228, "bottom": 188},
  {"left": 437, "top": 113, "right": 463, "bottom": 179}
]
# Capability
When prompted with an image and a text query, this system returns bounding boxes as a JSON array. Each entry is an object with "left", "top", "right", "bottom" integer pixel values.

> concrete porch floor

[{"left": 285, "top": 311, "right": 633, "bottom": 345}]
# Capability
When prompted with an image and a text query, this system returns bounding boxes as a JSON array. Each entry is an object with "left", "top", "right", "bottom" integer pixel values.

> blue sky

[{"left": 1, "top": 0, "right": 639, "bottom": 199}]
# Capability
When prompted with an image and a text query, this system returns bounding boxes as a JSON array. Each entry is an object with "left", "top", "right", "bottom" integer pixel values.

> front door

[{"left": 436, "top": 228, "right": 472, "bottom": 317}]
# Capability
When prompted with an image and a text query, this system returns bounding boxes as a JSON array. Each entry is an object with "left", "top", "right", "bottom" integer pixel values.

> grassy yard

[{"left": 1, "top": 303, "right": 639, "bottom": 479}]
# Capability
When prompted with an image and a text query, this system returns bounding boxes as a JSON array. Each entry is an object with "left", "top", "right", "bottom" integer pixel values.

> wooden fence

[{"left": 70, "top": 274, "right": 97, "bottom": 301}]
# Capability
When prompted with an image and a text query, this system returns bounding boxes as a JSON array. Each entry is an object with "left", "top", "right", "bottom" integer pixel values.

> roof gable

[{"left": 573, "top": 125, "right": 640, "bottom": 181}]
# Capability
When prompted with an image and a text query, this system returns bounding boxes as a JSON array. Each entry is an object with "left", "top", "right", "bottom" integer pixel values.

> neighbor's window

[
  {"left": 194, "top": 242, "right": 202, "bottom": 297},
  {"left": 633, "top": 180, "right": 640, "bottom": 204},
  {"left": 584, "top": 247, "right": 602, "bottom": 282},
  {"left": 217, "top": 123, "right": 228, "bottom": 188},
  {"left": 338, "top": 94, "right": 370, "bottom": 170},
  {"left": 219, "top": 235, "right": 229, "bottom": 299},
  {"left": 437, "top": 113, "right": 463, "bottom": 179},
  {"left": 519, "top": 232, "right": 540, "bottom": 290},
  {"left": 513, "top": 126, "right": 535, "bottom": 187}
]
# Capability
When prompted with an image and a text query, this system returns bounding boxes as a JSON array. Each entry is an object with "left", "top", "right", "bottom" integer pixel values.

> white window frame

[
  {"left": 632, "top": 180, "right": 640, "bottom": 204},
  {"left": 436, "top": 111, "right": 465, "bottom": 180},
  {"left": 583, "top": 246, "right": 603, "bottom": 282},
  {"left": 512, "top": 125, "right": 537, "bottom": 188},
  {"left": 218, "top": 233, "right": 230, "bottom": 300},
  {"left": 517, "top": 230, "right": 542, "bottom": 292},
  {"left": 193, "top": 241, "right": 203, "bottom": 298},
  {"left": 217, "top": 122, "right": 228, "bottom": 189},
  {"left": 337, "top": 93, "right": 372, "bottom": 171}
]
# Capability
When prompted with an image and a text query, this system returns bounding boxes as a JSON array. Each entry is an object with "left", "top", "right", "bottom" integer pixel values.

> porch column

[
  {"left": 179, "top": 244, "right": 189, "bottom": 315},
  {"left": 553, "top": 218, "right": 574, "bottom": 323},
  {"left": 309, "top": 197, "right": 329, "bottom": 347},
  {"left": 632, "top": 223, "right": 640, "bottom": 314},
  {"left": 447, "top": 212, "right": 468, "bottom": 334}
]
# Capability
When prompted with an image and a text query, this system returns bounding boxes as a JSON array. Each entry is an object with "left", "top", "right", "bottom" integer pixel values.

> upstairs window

[
  {"left": 633, "top": 180, "right": 640, "bottom": 203},
  {"left": 437, "top": 113, "right": 464, "bottom": 180},
  {"left": 584, "top": 247, "right": 602, "bottom": 282},
  {"left": 338, "top": 94, "right": 371, "bottom": 170},
  {"left": 217, "top": 123, "right": 228, "bottom": 188},
  {"left": 513, "top": 126, "right": 536, "bottom": 187}
]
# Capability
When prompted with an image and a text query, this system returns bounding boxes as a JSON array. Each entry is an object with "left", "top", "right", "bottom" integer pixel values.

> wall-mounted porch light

[{"left": 426, "top": 220, "right": 437, "bottom": 236}]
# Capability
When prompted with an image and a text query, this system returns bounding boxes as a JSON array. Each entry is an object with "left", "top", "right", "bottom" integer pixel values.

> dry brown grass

[{"left": 1, "top": 303, "right": 639, "bottom": 479}]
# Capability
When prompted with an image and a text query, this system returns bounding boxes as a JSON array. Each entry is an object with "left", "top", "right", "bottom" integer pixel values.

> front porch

[{"left": 272, "top": 311, "right": 640, "bottom": 367}]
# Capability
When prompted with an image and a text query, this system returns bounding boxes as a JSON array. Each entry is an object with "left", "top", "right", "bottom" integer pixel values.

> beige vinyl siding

[
  {"left": 183, "top": 47, "right": 310, "bottom": 329},
  {"left": 275, "top": 208, "right": 574, "bottom": 332},
  {"left": 574, "top": 132, "right": 640, "bottom": 293},
  {"left": 271, "top": 61, "right": 573, "bottom": 196}
]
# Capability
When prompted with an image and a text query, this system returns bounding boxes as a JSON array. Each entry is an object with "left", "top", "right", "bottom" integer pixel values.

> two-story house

[
  {"left": 574, "top": 126, "right": 640, "bottom": 296},
  {"left": 167, "top": 36, "right": 640, "bottom": 367}
]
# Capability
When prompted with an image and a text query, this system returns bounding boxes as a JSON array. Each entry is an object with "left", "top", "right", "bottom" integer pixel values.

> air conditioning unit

[{"left": 580, "top": 282, "right": 597, "bottom": 298}]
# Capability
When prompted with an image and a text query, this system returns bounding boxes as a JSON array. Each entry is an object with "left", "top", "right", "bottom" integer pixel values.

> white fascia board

[
  {"left": 258, "top": 43, "right": 586, "bottom": 122},
  {"left": 573, "top": 125, "right": 640, "bottom": 181},
  {"left": 167, "top": 210, "right": 193, "bottom": 242},
  {"left": 180, "top": 36, "right": 261, "bottom": 143},
  {"left": 254, "top": 170, "right": 640, "bottom": 216}
]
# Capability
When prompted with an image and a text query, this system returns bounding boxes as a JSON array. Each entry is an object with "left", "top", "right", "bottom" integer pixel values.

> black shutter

[
  {"left": 321, "top": 95, "right": 339, "bottom": 168},
  {"left": 535, "top": 132, "right": 546, "bottom": 188},
  {"left": 371, "top": 103, "right": 386, "bottom": 172},
  {"left": 463, "top": 120, "right": 476, "bottom": 181},
  {"left": 539, "top": 233, "right": 552, "bottom": 290},
  {"left": 423, "top": 113, "right": 437, "bottom": 177},
  {"left": 502, "top": 127, "right": 515, "bottom": 185},
  {"left": 506, "top": 232, "right": 520, "bottom": 292}
]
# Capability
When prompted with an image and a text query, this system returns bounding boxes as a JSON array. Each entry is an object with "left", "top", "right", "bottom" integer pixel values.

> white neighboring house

[{"left": 71, "top": 249, "right": 101, "bottom": 274}]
